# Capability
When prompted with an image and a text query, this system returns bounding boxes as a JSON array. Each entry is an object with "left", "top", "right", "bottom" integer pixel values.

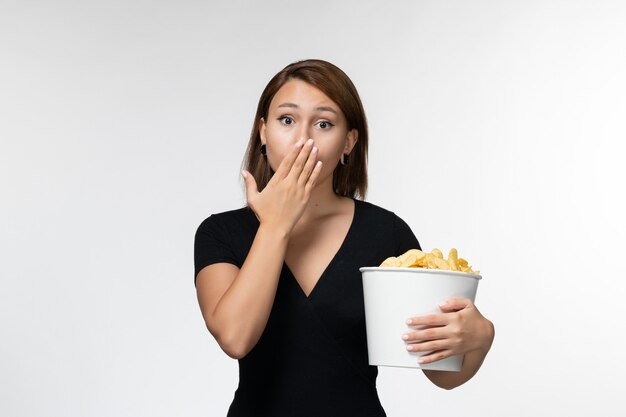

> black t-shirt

[{"left": 194, "top": 197, "right": 421, "bottom": 417}]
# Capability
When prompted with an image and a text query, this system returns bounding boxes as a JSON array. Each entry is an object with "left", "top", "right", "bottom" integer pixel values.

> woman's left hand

[{"left": 403, "top": 298, "right": 494, "bottom": 365}]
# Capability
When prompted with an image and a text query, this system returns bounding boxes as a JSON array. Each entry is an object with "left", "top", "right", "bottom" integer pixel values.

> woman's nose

[{"left": 294, "top": 125, "right": 314, "bottom": 143}]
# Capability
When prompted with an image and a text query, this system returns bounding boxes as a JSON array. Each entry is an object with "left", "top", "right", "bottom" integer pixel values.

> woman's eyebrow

[
  {"left": 277, "top": 102, "right": 338, "bottom": 114},
  {"left": 315, "top": 106, "right": 337, "bottom": 114}
]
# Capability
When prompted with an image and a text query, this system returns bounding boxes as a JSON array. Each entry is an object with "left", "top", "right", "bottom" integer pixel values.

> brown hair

[{"left": 241, "top": 59, "right": 368, "bottom": 200}]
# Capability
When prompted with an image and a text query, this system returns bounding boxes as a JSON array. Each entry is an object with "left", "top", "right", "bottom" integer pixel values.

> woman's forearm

[{"left": 212, "top": 224, "right": 290, "bottom": 359}]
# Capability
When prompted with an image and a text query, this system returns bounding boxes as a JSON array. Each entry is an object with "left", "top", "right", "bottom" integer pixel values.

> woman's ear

[
  {"left": 344, "top": 128, "right": 358, "bottom": 154},
  {"left": 259, "top": 117, "right": 266, "bottom": 144}
]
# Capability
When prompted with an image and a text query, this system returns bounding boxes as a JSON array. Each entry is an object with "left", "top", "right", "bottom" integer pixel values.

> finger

[
  {"left": 439, "top": 298, "right": 472, "bottom": 313},
  {"left": 402, "top": 326, "right": 446, "bottom": 343},
  {"left": 298, "top": 145, "right": 319, "bottom": 185},
  {"left": 273, "top": 138, "right": 306, "bottom": 180},
  {"left": 241, "top": 170, "right": 258, "bottom": 201},
  {"left": 304, "top": 160, "right": 323, "bottom": 193},
  {"left": 406, "top": 313, "right": 448, "bottom": 328},
  {"left": 405, "top": 338, "right": 450, "bottom": 353},
  {"left": 286, "top": 138, "right": 314, "bottom": 180},
  {"left": 417, "top": 349, "right": 454, "bottom": 365}
]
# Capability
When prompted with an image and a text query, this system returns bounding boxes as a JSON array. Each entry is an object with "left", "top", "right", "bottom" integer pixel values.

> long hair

[{"left": 241, "top": 59, "right": 368, "bottom": 200}]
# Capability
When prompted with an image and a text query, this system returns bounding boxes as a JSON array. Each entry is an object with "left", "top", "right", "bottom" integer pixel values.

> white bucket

[{"left": 360, "top": 267, "right": 481, "bottom": 371}]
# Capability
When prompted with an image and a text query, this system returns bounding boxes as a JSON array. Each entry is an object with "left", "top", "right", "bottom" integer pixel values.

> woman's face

[{"left": 259, "top": 79, "right": 357, "bottom": 180}]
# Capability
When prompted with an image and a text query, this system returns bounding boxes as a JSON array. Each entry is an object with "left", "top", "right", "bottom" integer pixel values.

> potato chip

[
  {"left": 398, "top": 249, "right": 425, "bottom": 267},
  {"left": 380, "top": 256, "right": 402, "bottom": 267},
  {"left": 427, "top": 254, "right": 450, "bottom": 270},
  {"left": 379, "top": 247, "right": 479, "bottom": 274},
  {"left": 447, "top": 248, "right": 459, "bottom": 270}
]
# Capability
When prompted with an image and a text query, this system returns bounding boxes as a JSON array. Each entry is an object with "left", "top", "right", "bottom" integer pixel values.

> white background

[{"left": 2, "top": 0, "right": 625, "bottom": 416}]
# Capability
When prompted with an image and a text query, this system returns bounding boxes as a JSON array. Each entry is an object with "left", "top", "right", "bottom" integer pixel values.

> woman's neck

[{"left": 297, "top": 174, "right": 350, "bottom": 224}]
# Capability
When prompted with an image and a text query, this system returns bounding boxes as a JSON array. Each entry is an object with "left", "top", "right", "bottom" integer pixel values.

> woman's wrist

[{"left": 258, "top": 222, "right": 292, "bottom": 241}]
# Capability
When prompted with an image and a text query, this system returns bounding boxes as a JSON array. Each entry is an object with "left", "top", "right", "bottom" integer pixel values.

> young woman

[{"left": 194, "top": 59, "right": 495, "bottom": 416}]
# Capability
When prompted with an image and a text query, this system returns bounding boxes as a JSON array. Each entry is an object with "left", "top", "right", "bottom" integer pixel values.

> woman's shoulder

[
  {"left": 196, "top": 205, "right": 257, "bottom": 231},
  {"left": 355, "top": 198, "right": 415, "bottom": 234},
  {"left": 353, "top": 198, "right": 420, "bottom": 252},
  {"left": 355, "top": 198, "right": 399, "bottom": 219}
]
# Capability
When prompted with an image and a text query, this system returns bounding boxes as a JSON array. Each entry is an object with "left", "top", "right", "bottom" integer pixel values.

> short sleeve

[
  {"left": 194, "top": 215, "right": 239, "bottom": 287},
  {"left": 392, "top": 214, "right": 421, "bottom": 256}
]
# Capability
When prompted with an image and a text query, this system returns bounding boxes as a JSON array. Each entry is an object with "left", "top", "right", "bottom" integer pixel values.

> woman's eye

[
  {"left": 317, "top": 121, "right": 334, "bottom": 129},
  {"left": 278, "top": 116, "right": 294, "bottom": 125}
]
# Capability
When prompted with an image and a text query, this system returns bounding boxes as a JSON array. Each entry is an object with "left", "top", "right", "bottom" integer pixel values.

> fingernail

[
  {"left": 402, "top": 334, "right": 409, "bottom": 340},
  {"left": 418, "top": 358, "right": 425, "bottom": 364},
  {"left": 406, "top": 319, "right": 412, "bottom": 324},
  {"left": 306, "top": 138, "right": 314, "bottom": 146},
  {"left": 406, "top": 345, "right": 413, "bottom": 351},
  {"left": 439, "top": 301, "right": 447, "bottom": 307},
  {"left": 295, "top": 138, "right": 304, "bottom": 147},
  {"left": 312, "top": 147, "right": 318, "bottom": 154}
]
